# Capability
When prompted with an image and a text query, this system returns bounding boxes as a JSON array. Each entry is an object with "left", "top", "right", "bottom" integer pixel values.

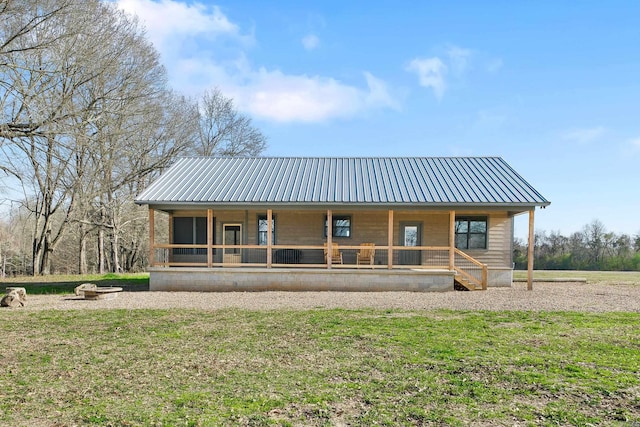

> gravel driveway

[{"left": 12, "top": 281, "right": 640, "bottom": 312}]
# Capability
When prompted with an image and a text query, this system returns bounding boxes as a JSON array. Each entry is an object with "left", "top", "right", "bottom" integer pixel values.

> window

[
  {"left": 257, "top": 215, "right": 275, "bottom": 245},
  {"left": 173, "top": 216, "right": 212, "bottom": 254},
  {"left": 455, "top": 216, "right": 487, "bottom": 250},
  {"left": 324, "top": 215, "right": 351, "bottom": 238}
]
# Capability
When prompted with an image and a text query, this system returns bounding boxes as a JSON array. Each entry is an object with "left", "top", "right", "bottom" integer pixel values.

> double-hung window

[
  {"left": 455, "top": 216, "right": 487, "bottom": 250},
  {"left": 257, "top": 215, "right": 276, "bottom": 245},
  {"left": 324, "top": 215, "right": 351, "bottom": 238}
]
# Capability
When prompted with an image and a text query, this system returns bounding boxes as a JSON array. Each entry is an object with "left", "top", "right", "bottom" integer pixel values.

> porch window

[
  {"left": 173, "top": 216, "right": 213, "bottom": 254},
  {"left": 455, "top": 216, "right": 487, "bottom": 250},
  {"left": 324, "top": 215, "right": 351, "bottom": 238},
  {"left": 257, "top": 215, "right": 275, "bottom": 245}
]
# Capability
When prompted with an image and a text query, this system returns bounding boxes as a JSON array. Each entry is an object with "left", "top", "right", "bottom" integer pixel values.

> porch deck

[
  {"left": 148, "top": 243, "right": 495, "bottom": 291},
  {"left": 149, "top": 267, "right": 456, "bottom": 292}
]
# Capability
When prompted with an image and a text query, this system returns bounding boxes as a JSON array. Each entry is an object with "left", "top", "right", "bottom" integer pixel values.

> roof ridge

[{"left": 175, "top": 156, "right": 504, "bottom": 160}]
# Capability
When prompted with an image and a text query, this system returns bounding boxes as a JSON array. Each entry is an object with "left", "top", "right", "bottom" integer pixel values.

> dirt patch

[{"left": 8, "top": 281, "right": 640, "bottom": 312}]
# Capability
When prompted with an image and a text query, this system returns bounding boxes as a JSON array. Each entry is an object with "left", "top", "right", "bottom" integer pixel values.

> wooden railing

[
  {"left": 151, "top": 243, "right": 488, "bottom": 289},
  {"left": 453, "top": 248, "right": 488, "bottom": 290},
  {"left": 153, "top": 244, "right": 450, "bottom": 267}
]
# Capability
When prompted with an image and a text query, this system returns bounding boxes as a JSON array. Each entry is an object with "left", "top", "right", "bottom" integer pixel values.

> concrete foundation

[
  {"left": 149, "top": 267, "right": 455, "bottom": 292},
  {"left": 487, "top": 268, "right": 513, "bottom": 287}
]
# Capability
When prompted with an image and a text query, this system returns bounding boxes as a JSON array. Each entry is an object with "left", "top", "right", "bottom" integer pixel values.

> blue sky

[{"left": 117, "top": 0, "right": 640, "bottom": 239}]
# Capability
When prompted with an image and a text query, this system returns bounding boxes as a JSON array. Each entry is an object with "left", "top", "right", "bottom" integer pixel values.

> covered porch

[{"left": 146, "top": 207, "right": 537, "bottom": 292}]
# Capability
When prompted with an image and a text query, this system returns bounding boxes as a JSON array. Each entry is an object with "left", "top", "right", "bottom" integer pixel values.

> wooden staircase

[
  {"left": 454, "top": 275, "right": 478, "bottom": 291},
  {"left": 453, "top": 249, "right": 488, "bottom": 291}
]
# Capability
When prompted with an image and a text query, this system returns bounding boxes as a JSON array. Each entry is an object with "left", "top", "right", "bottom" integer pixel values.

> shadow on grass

[{"left": 1, "top": 274, "right": 150, "bottom": 295}]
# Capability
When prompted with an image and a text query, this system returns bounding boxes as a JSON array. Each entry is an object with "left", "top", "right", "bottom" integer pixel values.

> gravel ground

[{"left": 10, "top": 281, "right": 640, "bottom": 312}]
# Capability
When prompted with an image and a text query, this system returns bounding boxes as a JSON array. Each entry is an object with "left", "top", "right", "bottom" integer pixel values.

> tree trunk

[
  {"left": 111, "top": 231, "right": 121, "bottom": 273},
  {"left": 79, "top": 222, "right": 88, "bottom": 275},
  {"left": 98, "top": 227, "right": 105, "bottom": 274},
  {"left": 39, "top": 221, "right": 52, "bottom": 275}
]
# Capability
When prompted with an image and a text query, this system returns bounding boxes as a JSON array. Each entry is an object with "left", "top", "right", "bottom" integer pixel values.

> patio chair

[
  {"left": 356, "top": 243, "right": 375, "bottom": 268},
  {"left": 324, "top": 242, "right": 343, "bottom": 264}
]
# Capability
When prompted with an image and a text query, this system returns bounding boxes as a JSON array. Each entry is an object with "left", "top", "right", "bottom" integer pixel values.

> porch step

[{"left": 454, "top": 275, "right": 477, "bottom": 291}]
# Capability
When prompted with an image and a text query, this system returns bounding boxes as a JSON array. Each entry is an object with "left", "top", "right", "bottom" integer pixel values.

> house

[{"left": 135, "top": 157, "right": 549, "bottom": 292}]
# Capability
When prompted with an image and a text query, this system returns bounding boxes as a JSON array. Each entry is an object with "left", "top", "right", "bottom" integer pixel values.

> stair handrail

[{"left": 454, "top": 248, "right": 488, "bottom": 290}]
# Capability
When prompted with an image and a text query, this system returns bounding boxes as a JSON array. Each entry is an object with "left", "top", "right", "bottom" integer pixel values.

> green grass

[
  {"left": 1, "top": 309, "right": 638, "bottom": 426},
  {"left": 512, "top": 270, "right": 640, "bottom": 285},
  {"left": 0, "top": 272, "right": 149, "bottom": 294}
]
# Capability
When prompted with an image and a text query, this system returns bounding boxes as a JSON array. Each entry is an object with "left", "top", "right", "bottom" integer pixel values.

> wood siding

[{"left": 167, "top": 208, "right": 513, "bottom": 268}]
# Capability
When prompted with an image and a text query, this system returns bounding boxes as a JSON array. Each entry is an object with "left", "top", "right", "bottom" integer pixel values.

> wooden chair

[
  {"left": 357, "top": 243, "right": 375, "bottom": 268},
  {"left": 324, "top": 242, "right": 343, "bottom": 264}
]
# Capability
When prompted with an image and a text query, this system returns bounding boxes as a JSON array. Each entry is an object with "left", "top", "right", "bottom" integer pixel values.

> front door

[
  {"left": 223, "top": 224, "right": 242, "bottom": 264},
  {"left": 400, "top": 223, "right": 422, "bottom": 265}
]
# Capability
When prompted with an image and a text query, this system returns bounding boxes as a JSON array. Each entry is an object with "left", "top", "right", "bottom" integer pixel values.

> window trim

[
  {"left": 455, "top": 216, "right": 488, "bottom": 250},
  {"left": 257, "top": 214, "right": 276, "bottom": 245},
  {"left": 323, "top": 215, "right": 352, "bottom": 238}
]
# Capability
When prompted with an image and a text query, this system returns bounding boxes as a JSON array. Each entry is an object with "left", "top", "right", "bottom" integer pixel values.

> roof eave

[{"left": 137, "top": 200, "right": 550, "bottom": 213}]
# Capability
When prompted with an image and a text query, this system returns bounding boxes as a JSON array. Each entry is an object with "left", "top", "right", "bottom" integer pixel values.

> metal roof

[{"left": 135, "top": 157, "right": 550, "bottom": 209}]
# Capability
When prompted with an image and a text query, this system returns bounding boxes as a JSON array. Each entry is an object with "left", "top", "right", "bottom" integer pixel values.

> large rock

[
  {"left": 1, "top": 287, "right": 27, "bottom": 307},
  {"left": 74, "top": 283, "right": 97, "bottom": 296}
]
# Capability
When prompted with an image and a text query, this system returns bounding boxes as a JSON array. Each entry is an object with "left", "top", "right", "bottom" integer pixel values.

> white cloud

[
  {"left": 630, "top": 138, "right": 640, "bottom": 151},
  {"left": 116, "top": 0, "right": 243, "bottom": 51},
  {"left": 562, "top": 126, "right": 606, "bottom": 144},
  {"left": 302, "top": 34, "right": 320, "bottom": 51},
  {"left": 227, "top": 70, "right": 399, "bottom": 123},
  {"left": 406, "top": 57, "right": 447, "bottom": 99},
  {"left": 115, "top": 0, "right": 399, "bottom": 123},
  {"left": 407, "top": 45, "right": 503, "bottom": 97}
]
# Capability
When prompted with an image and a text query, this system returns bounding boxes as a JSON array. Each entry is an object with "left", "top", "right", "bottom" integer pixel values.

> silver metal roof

[{"left": 135, "top": 157, "right": 550, "bottom": 209}]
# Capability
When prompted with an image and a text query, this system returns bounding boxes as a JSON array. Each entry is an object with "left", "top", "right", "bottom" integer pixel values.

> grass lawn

[
  {"left": 513, "top": 270, "right": 640, "bottom": 285},
  {"left": 1, "top": 272, "right": 149, "bottom": 294},
  {"left": 1, "top": 308, "right": 638, "bottom": 426}
]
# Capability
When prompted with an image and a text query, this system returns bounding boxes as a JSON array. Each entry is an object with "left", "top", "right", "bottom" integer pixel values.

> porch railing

[{"left": 151, "top": 244, "right": 487, "bottom": 289}]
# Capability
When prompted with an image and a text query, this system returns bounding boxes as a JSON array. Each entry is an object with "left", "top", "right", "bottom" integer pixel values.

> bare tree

[
  {"left": 1, "top": 1, "right": 268, "bottom": 275},
  {"left": 192, "top": 88, "right": 267, "bottom": 157},
  {"left": 583, "top": 219, "right": 607, "bottom": 265},
  {"left": 0, "top": 0, "right": 74, "bottom": 58},
  {"left": 0, "top": 0, "right": 190, "bottom": 274}
]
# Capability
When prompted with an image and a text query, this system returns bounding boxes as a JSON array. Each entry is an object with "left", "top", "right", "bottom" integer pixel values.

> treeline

[
  {"left": 514, "top": 220, "right": 640, "bottom": 271},
  {"left": 0, "top": 0, "right": 265, "bottom": 276}
]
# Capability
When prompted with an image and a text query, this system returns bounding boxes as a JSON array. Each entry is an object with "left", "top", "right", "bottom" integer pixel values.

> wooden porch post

[
  {"left": 327, "top": 209, "right": 332, "bottom": 269},
  {"left": 148, "top": 207, "right": 155, "bottom": 267},
  {"left": 449, "top": 210, "right": 455, "bottom": 270},
  {"left": 266, "top": 209, "right": 273, "bottom": 268},
  {"left": 168, "top": 213, "right": 174, "bottom": 264},
  {"left": 528, "top": 208, "right": 535, "bottom": 291},
  {"left": 207, "top": 209, "right": 213, "bottom": 268},
  {"left": 388, "top": 210, "right": 394, "bottom": 269}
]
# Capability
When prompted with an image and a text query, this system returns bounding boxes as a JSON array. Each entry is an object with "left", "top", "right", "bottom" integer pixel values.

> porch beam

[
  {"left": 207, "top": 209, "right": 213, "bottom": 268},
  {"left": 148, "top": 208, "right": 155, "bottom": 267},
  {"left": 449, "top": 210, "right": 455, "bottom": 270},
  {"left": 528, "top": 208, "right": 535, "bottom": 291},
  {"left": 388, "top": 209, "right": 394, "bottom": 269},
  {"left": 327, "top": 209, "right": 332, "bottom": 269},
  {"left": 266, "top": 209, "right": 273, "bottom": 268}
]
